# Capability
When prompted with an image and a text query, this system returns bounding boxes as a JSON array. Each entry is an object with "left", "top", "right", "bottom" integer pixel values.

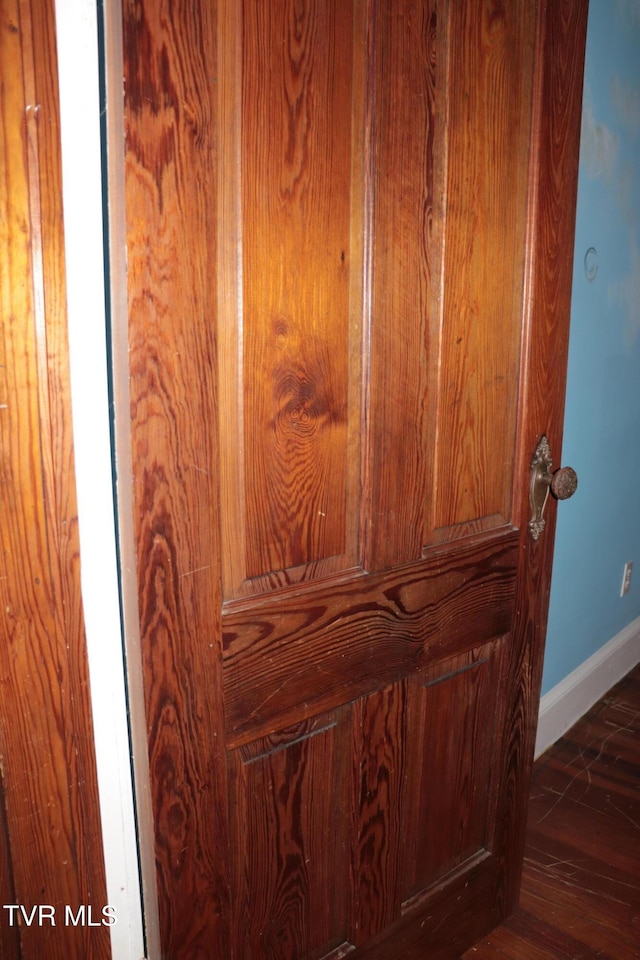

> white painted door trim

[{"left": 54, "top": 1, "right": 148, "bottom": 957}]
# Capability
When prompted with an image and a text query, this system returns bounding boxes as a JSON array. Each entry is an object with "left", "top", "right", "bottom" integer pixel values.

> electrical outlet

[{"left": 620, "top": 561, "right": 633, "bottom": 598}]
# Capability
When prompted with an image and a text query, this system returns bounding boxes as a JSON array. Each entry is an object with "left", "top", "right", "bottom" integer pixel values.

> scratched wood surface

[
  {"left": 0, "top": 1, "right": 109, "bottom": 958},
  {"left": 229, "top": 709, "right": 352, "bottom": 958},
  {"left": 122, "top": 0, "right": 233, "bottom": 955},
  {"left": 462, "top": 665, "right": 640, "bottom": 960},
  {"left": 222, "top": 531, "right": 518, "bottom": 745},
  {"left": 119, "top": 0, "right": 587, "bottom": 957}
]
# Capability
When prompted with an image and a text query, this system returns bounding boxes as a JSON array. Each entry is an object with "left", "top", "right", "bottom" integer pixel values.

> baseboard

[{"left": 535, "top": 615, "right": 640, "bottom": 758}]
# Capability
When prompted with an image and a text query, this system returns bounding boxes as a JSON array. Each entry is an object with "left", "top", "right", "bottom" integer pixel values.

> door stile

[
  {"left": 492, "top": 0, "right": 589, "bottom": 922},
  {"left": 121, "top": 1, "right": 233, "bottom": 955}
]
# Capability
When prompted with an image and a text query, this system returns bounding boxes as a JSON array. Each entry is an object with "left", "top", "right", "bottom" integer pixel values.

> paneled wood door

[{"left": 117, "top": 1, "right": 587, "bottom": 957}]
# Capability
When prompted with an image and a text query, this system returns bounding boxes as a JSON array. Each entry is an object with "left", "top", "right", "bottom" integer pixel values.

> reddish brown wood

[
  {"left": 489, "top": 0, "right": 590, "bottom": 926},
  {"left": 353, "top": 854, "right": 497, "bottom": 960},
  {"left": 353, "top": 683, "right": 407, "bottom": 943},
  {"left": 362, "top": 0, "right": 436, "bottom": 570},
  {"left": 218, "top": 0, "right": 364, "bottom": 602},
  {"left": 119, "top": 1, "right": 587, "bottom": 957},
  {"left": 0, "top": 0, "right": 109, "bottom": 957},
  {"left": 0, "top": 778, "right": 20, "bottom": 959},
  {"left": 431, "top": 0, "right": 536, "bottom": 539},
  {"left": 223, "top": 531, "right": 518, "bottom": 745},
  {"left": 229, "top": 709, "right": 352, "bottom": 959},
  {"left": 122, "top": 0, "right": 231, "bottom": 955},
  {"left": 242, "top": 0, "right": 353, "bottom": 579},
  {"left": 402, "top": 644, "right": 500, "bottom": 898}
]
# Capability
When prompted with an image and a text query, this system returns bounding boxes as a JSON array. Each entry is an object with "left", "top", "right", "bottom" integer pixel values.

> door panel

[
  {"left": 229, "top": 709, "right": 352, "bottom": 958},
  {"left": 219, "top": 0, "right": 362, "bottom": 599},
  {"left": 118, "top": 0, "right": 588, "bottom": 957},
  {"left": 401, "top": 641, "right": 501, "bottom": 898},
  {"left": 363, "top": 0, "right": 435, "bottom": 569},
  {"left": 431, "top": 1, "right": 535, "bottom": 540},
  {"left": 240, "top": 0, "right": 354, "bottom": 582},
  {"left": 353, "top": 683, "right": 407, "bottom": 942}
]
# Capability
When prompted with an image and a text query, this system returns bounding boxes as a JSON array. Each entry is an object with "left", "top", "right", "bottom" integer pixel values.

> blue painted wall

[{"left": 542, "top": 0, "right": 640, "bottom": 694}]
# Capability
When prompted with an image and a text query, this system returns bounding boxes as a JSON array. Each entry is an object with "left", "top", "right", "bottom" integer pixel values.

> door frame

[{"left": 54, "top": 0, "right": 151, "bottom": 956}]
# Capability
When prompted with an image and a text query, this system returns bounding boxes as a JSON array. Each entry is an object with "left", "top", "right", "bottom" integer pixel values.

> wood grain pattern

[
  {"left": 118, "top": 1, "right": 587, "bottom": 956},
  {"left": 242, "top": 0, "right": 354, "bottom": 581},
  {"left": 122, "top": 0, "right": 231, "bottom": 955},
  {"left": 229, "top": 709, "right": 352, "bottom": 960},
  {"left": 489, "top": 0, "right": 589, "bottom": 926},
  {"left": 219, "top": 0, "right": 365, "bottom": 600},
  {"left": 0, "top": 0, "right": 109, "bottom": 957},
  {"left": 433, "top": 2, "right": 535, "bottom": 534},
  {"left": 431, "top": 0, "right": 536, "bottom": 537},
  {"left": 223, "top": 531, "right": 518, "bottom": 745},
  {"left": 353, "top": 853, "right": 496, "bottom": 960},
  {"left": 353, "top": 684, "right": 407, "bottom": 943},
  {"left": 402, "top": 643, "right": 499, "bottom": 900},
  {"left": 363, "top": 0, "right": 437, "bottom": 571},
  {"left": 463, "top": 666, "right": 640, "bottom": 960}
]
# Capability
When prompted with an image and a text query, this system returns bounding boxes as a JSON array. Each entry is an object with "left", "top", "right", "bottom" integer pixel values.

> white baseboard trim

[{"left": 535, "top": 615, "right": 640, "bottom": 759}]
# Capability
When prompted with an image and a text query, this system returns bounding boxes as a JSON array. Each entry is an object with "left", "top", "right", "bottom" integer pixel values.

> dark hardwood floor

[{"left": 462, "top": 663, "right": 640, "bottom": 960}]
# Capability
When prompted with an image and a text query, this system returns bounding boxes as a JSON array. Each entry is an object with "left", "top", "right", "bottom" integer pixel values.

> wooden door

[{"left": 117, "top": 1, "right": 587, "bottom": 957}]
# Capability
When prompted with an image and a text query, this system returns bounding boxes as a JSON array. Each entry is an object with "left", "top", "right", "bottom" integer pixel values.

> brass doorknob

[{"left": 529, "top": 436, "right": 578, "bottom": 540}]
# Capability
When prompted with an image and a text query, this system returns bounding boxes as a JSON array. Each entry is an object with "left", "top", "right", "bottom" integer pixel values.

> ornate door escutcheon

[{"left": 529, "top": 435, "right": 578, "bottom": 541}]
